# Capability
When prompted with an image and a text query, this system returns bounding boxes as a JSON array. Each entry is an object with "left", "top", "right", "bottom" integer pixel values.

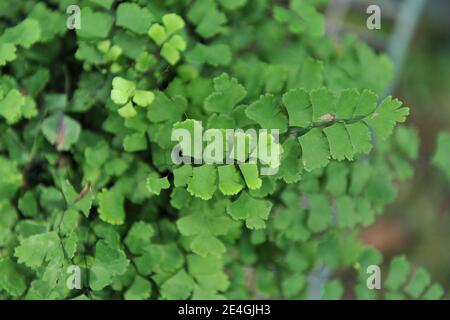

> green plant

[
  {"left": 0, "top": 0, "right": 444, "bottom": 300},
  {"left": 433, "top": 131, "right": 450, "bottom": 182}
]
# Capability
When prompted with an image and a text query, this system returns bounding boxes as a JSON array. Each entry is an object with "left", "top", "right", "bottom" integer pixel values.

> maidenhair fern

[{"left": 0, "top": 0, "right": 444, "bottom": 300}]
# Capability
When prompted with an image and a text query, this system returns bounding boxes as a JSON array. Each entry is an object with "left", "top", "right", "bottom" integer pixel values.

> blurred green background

[{"left": 332, "top": 0, "right": 450, "bottom": 297}]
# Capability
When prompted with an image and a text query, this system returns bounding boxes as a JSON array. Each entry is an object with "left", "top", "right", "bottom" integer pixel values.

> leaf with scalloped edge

[
  {"left": 364, "top": 96, "right": 409, "bottom": 141},
  {"left": 98, "top": 189, "right": 125, "bottom": 225},
  {"left": 245, "top": 94, "right": 288, "bottom": 133},
  {"left": 218, "top": 165, "right": 244, "bottom": 196},
  {"left": 204, "top": 73, "right": 246, "bottom": 114},
  {"left": 299, "top": 128, "right": 330, "bottom": 171},
  {"left": 227, "top": 191, "right": 272, "bottom": 229},
  {"left": 187, "top": 165, "right": 217, "bottom": 200}
]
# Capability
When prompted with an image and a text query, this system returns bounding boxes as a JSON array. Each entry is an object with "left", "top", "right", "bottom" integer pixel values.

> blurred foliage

[{"left": 370, "top": 6, "right": 450, "bottom": 297}]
